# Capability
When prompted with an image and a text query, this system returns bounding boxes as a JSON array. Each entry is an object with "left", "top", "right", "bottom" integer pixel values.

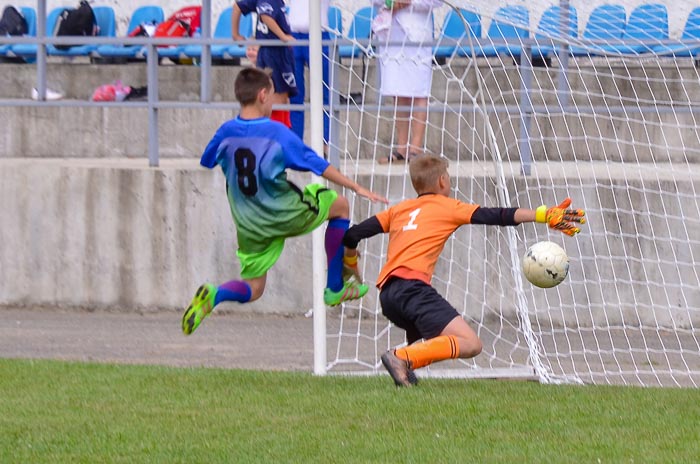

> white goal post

[{"left": 309, "top": 0, "right": 700, "bottom": 387}]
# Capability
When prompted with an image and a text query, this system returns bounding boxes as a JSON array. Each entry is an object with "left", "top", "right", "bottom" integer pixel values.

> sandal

[{"left": 378, "top": 151, "right": 406, "bottom": 165}]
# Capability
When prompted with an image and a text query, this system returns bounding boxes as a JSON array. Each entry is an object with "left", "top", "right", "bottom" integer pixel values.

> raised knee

[
  {"left": 330, "top": 195, "right": 349, "bottom": 217},
  {"left": 459, "top": 338, "right": 482, "bottom": 359}
]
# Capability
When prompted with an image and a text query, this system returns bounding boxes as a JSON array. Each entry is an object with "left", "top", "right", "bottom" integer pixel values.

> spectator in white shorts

[{"left": 373, "top": 0, "right": 442, "bottom": 164}]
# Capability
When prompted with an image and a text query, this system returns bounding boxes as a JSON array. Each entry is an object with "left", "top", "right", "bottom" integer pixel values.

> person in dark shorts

[
  {"left": 343, "top": 155, "right": 586, "bottom": 387},
  {"left": 233, "top": 0, "right": 296, "bottom": 127}
]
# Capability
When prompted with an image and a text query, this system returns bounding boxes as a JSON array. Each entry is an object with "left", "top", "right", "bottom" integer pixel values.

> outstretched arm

[
  {"left": 321, "top": 165, "right": 389, "bottom": 204},
  {"left": 472, "top": 198, "right": 585, "bottom": 236}
]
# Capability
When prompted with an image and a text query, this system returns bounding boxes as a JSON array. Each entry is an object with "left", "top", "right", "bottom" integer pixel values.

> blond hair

[{"left": 409, "top": 155, "right": 449, "bottom": 194}]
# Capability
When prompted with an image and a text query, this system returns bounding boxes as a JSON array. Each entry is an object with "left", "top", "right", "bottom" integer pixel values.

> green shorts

[{"left": 236, "top": 184, "right": 338, "bottom": 279}]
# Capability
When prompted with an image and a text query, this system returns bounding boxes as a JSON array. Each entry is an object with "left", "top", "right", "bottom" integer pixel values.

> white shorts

[{"left": 378, "top": 43, "right": 433, "bottom": 98}]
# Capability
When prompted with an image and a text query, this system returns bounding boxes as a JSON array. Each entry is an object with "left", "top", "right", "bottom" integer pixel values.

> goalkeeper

[
  {"left": 182, "top": 67, "right": 388, "bottom": 336},
  {"left": 342, "top": 155, "right": 585, "bottom": 387}
]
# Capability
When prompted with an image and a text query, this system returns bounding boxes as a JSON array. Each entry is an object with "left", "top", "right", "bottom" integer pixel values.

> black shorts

[
  {"left": 257, "top": 46, "right": 298, "bottom": 97},
  {"left": 379, "top": 277, "right": 460, "bottom": 344}
]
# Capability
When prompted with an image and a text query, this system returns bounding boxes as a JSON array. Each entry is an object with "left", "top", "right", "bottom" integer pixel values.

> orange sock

[
  {"left": 394, "top": 335, "right": 460, "bottom": 369},
  {"left": 270, "top": 110, "right": 291, "bottom": 128}
]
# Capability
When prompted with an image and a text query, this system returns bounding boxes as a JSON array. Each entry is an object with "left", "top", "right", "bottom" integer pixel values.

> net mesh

[{"left": 322, "top": 0, "right": 700, "bottom": 387}]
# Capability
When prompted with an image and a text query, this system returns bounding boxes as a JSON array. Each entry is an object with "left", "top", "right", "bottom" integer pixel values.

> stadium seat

[
  {"left": 569, "top": 4, "right": 627, "bottom": 56},
  {"left": 517, "top": 5, "right": 578, "bottom": 61},
  {"left": 327, "top": 5, "right": 343, "bottom": 40},
  {"left": 183, "top": 8, "right": 250, "bottom": 62},
  {"left": 48, "top": 6, "right": 116, "bottom": 56},
  {"left": 0, "top": 7, "right": 36, "bottom": 57},
  {"left": 467, "top": 5, "right": 530, "bottom": 59},
  {"left": 652, "top": 7, "right": 700, "bottom": 58},
  {"left": 433, "top": 8, "right": 481, "bottom": 61},
  {"left": 338, "top": 6, "right": 376, "bottom": 59},
  {"left": 95, "top": 5, "right": 165, "bottom": 60},
  {"left": 9, "top": 7, "right": 62, "bottom": 59},
  {"left": 589, "top": 3, "right": 669, "bottom": 55}
]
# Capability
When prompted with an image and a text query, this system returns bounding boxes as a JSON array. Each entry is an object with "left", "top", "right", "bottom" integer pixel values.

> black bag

[
  {"left": 0, "top": 6, "right": 28, "bottom": 36},
  {"left": 55, "top": 0, "right": 96, "bottom": 50},
  {"left": 123, "top": 86, "right": 148, "bottom": 101}
]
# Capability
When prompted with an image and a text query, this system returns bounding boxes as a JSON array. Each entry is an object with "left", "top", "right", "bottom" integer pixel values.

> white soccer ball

[{"left": 522, "top": 241, "right": 570, "bottom": 288}]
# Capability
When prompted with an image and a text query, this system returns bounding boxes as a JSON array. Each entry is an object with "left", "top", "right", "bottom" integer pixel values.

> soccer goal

[{"left": 313, "top": 0, "right": 700, "bottom": 387}]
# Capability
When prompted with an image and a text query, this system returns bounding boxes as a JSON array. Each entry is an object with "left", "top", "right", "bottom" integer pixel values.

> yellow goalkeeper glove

[
  {"left": 342, "top": 253, "right": 363, "bottom": 283},
  {"left": 535, "top": 198, "right": 586, "bottom": 237}
]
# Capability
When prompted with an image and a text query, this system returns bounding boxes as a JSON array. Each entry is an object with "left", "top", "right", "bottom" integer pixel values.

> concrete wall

[
  {"left": 0, "top": 158, "right": 315, "bottom": 314},
  {"left": 2, "top": 158, "right": 700, "bottom": 330},
  {"left": 2, "top": 56, "right": 700, "bottom": 328}
]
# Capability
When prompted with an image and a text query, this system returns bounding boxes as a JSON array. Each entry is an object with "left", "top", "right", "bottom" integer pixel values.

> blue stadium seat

[
  {"left": 433, "top": 8, "right": 481, "bottom": 60},
  {"left": 468, "top": 5, "right": 530, "bottom": 59},
  {"left": 652, "top": 7, "right": 700, "bottom": 57},
  {"left": 95, "top": 5, "right": 165, "bottom": 60},
  {"left": 9, "top": 7, "right": 62, "bottom": 59},
  {"left": 524, "top": 5, "right": 578, "bottom": 60},
  {"left": 184, "top": 7, "right": 237, "bottom": 61},
  {"left": 590, "top": 3, "right": 669, "bottom": 55},
  {"left": 0, "top": 7, "right": 36, "bottom": 57},
  {"left": 327, "top": 5, "right": 343, "bottom": 40},
  {"left": 48, "top": 6, "right": 116, "bottom": 56},
  {"left": 338, "top": 6, "right": 376, "bottom": 59},
  {"left": 570, "top": 4, "right": 627, "bottom": 56}
]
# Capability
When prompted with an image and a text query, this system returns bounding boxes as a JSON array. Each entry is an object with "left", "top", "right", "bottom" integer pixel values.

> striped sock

[{"left": 394, "top": 335, "right": 460, "bottom": 369}]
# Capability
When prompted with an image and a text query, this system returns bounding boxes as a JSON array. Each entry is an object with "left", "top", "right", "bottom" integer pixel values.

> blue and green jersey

[{"left": 201, "top": 116, "right": 330, "bottom": 253}]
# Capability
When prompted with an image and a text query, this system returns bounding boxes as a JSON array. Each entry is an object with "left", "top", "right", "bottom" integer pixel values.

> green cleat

[
  {"left": 182, "top": 283, "right": 217, "bottom": 335},
  {"left": 323, "top": 280, "right": 368, "bottom": 306}
]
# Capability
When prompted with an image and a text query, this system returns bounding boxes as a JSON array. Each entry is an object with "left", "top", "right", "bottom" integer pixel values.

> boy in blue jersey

[
  {"left": 233, "top": 0, "right": 296, "bottom": 128},
  {"left": 182, "top": 67, "right": 388, "bottom": 335}
]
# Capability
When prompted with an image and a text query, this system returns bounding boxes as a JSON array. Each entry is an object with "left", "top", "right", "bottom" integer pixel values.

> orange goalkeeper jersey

[{"left": 375, "top": 194, "right": 479, "bottom": 288}]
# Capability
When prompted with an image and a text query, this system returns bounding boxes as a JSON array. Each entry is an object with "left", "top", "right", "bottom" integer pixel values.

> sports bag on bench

[
  {"left": 54, "top": 0, "right": 97, "bottom": 50},
  {"left": 154, "top": 5, "right": 201, "bottom": 47},
  {"left": 0, "top": 6, "right": 28, "bottom": 36}
]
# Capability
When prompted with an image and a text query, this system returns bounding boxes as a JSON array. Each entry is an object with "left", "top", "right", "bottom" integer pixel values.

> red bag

[{"left": 154, "top": 6, "right": 201, "bottom": 46}]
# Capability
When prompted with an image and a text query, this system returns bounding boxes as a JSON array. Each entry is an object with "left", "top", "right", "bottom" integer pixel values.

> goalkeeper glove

[
  {"left": 342, "top": 253, "right": 363, "bottom": 283},
  {"left": 535, "top": 198, "right": 586, "bottom": 237}
]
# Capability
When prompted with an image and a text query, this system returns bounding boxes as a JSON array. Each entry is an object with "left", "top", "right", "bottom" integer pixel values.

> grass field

[{"left": 1, "top": 358, "right": 698, "bottom": 463}]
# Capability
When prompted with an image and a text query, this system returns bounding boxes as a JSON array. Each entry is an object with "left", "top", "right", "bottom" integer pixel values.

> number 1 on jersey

[{"left": 403, "top": 208, "right": 421, "bottom": 231}]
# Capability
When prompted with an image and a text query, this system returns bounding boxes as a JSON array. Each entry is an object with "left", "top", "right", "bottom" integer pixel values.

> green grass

[{"left": 1, "top": 359, "right": 698, "bottom": 463}]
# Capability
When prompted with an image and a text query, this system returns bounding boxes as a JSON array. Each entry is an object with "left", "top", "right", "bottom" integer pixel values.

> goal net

[{"left": 318, "top": 0, "right": 700, "bottom": 387}]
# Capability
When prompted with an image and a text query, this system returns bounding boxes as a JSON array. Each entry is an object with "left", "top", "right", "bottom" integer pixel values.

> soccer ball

[{"left": 522, "top": 241, "right": 570, "bottom": 288}]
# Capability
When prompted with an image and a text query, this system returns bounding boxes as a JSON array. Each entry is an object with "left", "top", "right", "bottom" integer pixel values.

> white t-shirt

[{"left": 288, "top": 0, "right": 329, "bottom": 33}]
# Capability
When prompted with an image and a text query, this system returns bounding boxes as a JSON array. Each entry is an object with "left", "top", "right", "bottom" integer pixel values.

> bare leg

[
  {"left": 395, "top": 96, "right": 411, "bottom": 158},
  {"left": 440, "top": 316, "right": 483, "bottom": 359},
  {"left": 408, "top": 97, "right": 428, "bottom": 157},
  {"left": 271, "top": 91, "right": 289, "bottom": 105},
  {"left": 328, "top": 195, "right": 349, "bottom": 219},
  {"left": 243, "top": 274, "right": 267, "bottom": 302}
]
